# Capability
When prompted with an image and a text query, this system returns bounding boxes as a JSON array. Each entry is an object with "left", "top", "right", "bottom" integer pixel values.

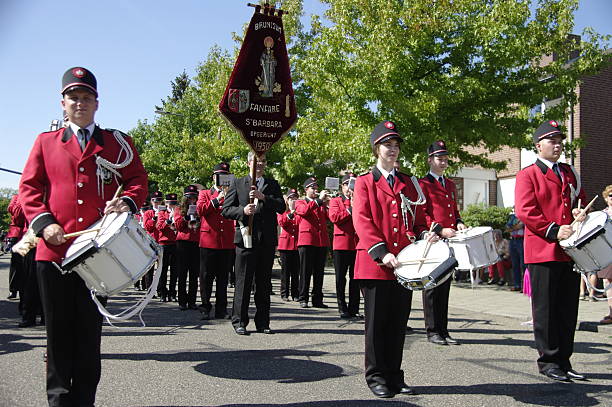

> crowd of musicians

[{"left": 3, "top": 67, "right": 609, "bottom": 406}]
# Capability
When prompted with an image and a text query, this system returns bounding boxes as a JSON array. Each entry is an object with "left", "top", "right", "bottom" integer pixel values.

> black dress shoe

[
  {"left": 300, "top": 302, "right": 309, "bottom": 308},
  {"left": 565, "top": 369, "right": 586, "bottom": 380},
  {"left": 542, "top": 368, "right": 570, "bottom": 382},
  {"left": 389, "top": 382, "right": 416, "bottom": 395},
  {"left": 201, "top": 311, "right": 211, "bottom": 320},
  {"left": 444, "top": 335, "right": 460, "bottom": 345},
  {"left": 370, "top": 384, "right": 394, "bottom": 398},
  {"left": 18, "top": 320, "right": 36, "bottom": 328},
  {"left": 256, "top": 327, "right": 274, "bottom": 334},
  {"left": 7, "top": 292, "right": 17, "bottom": 299},
  {"left": 340, "top": 312, "right": 352, "bottom": 319},
  {"left": 179, "top": 305, "right": 188, "bottom": 311},
  {"left": 428, "top": 334, "right": 448, "bottom": 345},
  {"left": 234, "top": 326, "right": 249, "bottom": 335},
  {"left": 312, "top": 303, "right": 329, "bottom": 308}
]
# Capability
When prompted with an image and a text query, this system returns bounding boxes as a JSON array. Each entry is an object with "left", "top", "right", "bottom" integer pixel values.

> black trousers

[
  {"left": 9, "top": 250, "right": 24, "bottom": 294},
  {"left": 199, "top": 247, "right": 232, "bottom": 315},
  {"left": 37, "top": 261, "right": 105, "bottom": 407},
  {"left": 298, "top": 245, "right": 327, "bottom": 304},
  {"left": 422, "top": 277, "right": 452, "bottom": 337},
  {"left": 232, "top": 244, "right": 275, "bottom": 329},
  {"left": 20, "top": 248, "right": 42, "bottom": 322},
  {"left": 279, "top": 250, "right": 299, "bottom": 300},
  {"left": 360, "top": 279, "right": 412, "bottom": 388},
  {"left": 176, "top": 240, "right": 200, "bottom": 307},
  {"left": 159, "top": 244, "right": 177, "bottom": 298},
  {"left": 529, "top": 262, "right": 580, "bottom": 373},
  {"left": 333, "top": 250, "right": 359, "bottom": 315}
]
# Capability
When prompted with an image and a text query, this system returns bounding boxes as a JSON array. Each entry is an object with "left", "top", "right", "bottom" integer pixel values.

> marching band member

[
  {"left": 142, "top": 192, "right": 164, "bottom": 291},
  {"left": 418, "top": 140, "right": 465, "bottom": 345},
  {"left": 156, "top": 193, "right": 179, "bottom": 302},
  {"left": 174, "top": 185, "right": 201, "bottom": 310},
  {"left": 221, "top": 152, "right": 285, "bottom": 335},
  {"left": 19, "top": 67, "right": 147, "bottom": 407},
  {"left": 277, "top": 188, "right": 300, "bottom": 302},
  {"left": 352, "top": 121, "right": 434, "bottom": 398},
  {"left": 7, "top": 194, "right": 25, "bottom": 301},
  {"left": 515, "top": 120, "right": 586, "bottom": 382},
  {"left": 197, "top": 163, "right": 235, "bottom": 320},
  {"left": 295, "top": 177, "right": 330, "bottom": 308},
  {"left": 329, "top": 173, "right": 360, "bottom": 319}
]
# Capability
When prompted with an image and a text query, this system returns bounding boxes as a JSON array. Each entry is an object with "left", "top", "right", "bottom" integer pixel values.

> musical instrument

[
  {"left": 62, "top": 211, "right": 161, "bottom": 297},
  {"left": 560, "top": 210, "right": 612, "bottom": 272},
  {"left": 394, "top": 240, "right": 458, "bottom": 290},
  {"left": 448, "top": 226, "right": 499, "bottom": 271}
]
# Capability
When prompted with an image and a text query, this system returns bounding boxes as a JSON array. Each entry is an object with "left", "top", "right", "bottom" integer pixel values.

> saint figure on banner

[{"left": 259, "top": 36, "right": 278, "bottom": 97}]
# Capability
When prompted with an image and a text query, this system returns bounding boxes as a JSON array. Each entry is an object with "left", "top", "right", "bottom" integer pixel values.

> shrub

[{"left": 460, "top": 204, "right": 512, "bottom": 234}]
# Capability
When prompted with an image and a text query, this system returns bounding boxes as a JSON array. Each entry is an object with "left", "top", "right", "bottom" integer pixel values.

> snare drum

[
  {"left": 448, "top": 226, "right": 498, "bottom": 271},
  {"left": 62, "top": 211, "right": 161, "bottom": 297},
  {"left": 560, "top": 211, "right": 612, "bottom": 273},
  {"left": 394, "top": 240, "right": 458, "bottom": 291}
]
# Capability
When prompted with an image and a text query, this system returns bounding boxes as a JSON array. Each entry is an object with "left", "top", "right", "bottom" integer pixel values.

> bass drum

[{"left": 394, "top": 240, "right": 458, "bottom": 291}]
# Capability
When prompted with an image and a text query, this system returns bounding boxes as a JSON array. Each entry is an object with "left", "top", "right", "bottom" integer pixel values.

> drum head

[
  {"left": 63, "top": 212, "right": 129, "bottom": 263},
  {"left": 560, "top": 211, "right": 607, "bottom": 249},
  {"left": 449, "top": 226, "right": 492, "bottom": 242},
  {"left": 395, "top": 240, "right": 451, "bottom": 280}
]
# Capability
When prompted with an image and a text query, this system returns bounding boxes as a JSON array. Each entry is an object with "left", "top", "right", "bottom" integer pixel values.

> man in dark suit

[{"left": 222, "top": 151, "right": 286, "bottom": 335}]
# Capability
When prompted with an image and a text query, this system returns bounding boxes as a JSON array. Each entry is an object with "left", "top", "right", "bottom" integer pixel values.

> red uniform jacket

[
  {"left": 7, "top": 195, "right": 26, "bottom": 239},
  {"left": 418, "top": 174, "right": 463, "bottom": 232},
  {"left": 196, "top": 188, "right": 234, "bottom": 249},
  {"left": 174, "top": 207, "right": 199, "bottom": 243},
  {"left": 143, "top": 209, "right": 160, "bottom": 242},
  {"left": 515, "top": 159, "right": 586, "bottom": 264},
  {"left": 156, "top": 209, "right": 177, "bottom": 245},
  {"left": 19, "top": 126, "right": 147, "bottom": 262},
  {"left": 277, "top": 211, "right": 298, "bottom": 251},
  {"left": 328, "top": 195, "right": 357, "bottom": 251},
  {"left": 353, "top": 169, "right": 428, "bottom": 280},
  {"left": 295, "top": 197, "right": 330, "bottom": 247}
]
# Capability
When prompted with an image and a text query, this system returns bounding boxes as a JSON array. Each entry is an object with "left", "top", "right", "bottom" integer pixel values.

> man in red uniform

[
  {"left": 156, "top": 193, "right": 179, "bottom": 302},
  {"left": 419, "top": 140, "right": 466, "bottom": 345},
  {"left": 515, "top": 120, "right": 586, "bottom": 382},
  {"left": 197, "top": 162, "right": 235, "bottom": 320},
  {"left": 174, "top": 185, "right": 201, "bottom": 310},
  {"left": 295, "top": 177, "right": 331, "bottom": 308},
  {"left": 7, "top": 194, "right": 25, "bottom": 300},
  {"left": 142, "top": 191, "right": 164, "bottom": 291},
  {"left": 19, "top": 67, "right": 147, "bottom": 406},
  {"left": 329, "top": 173, "right": 360, "bottom": 318},
  {"left": 277, "top": 188, "right": 300, "bottom": 302}
]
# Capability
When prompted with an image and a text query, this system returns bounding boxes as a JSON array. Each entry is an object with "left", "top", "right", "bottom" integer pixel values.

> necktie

[
  {"left": 438, "top": 176, "right": 445, "bottom": 188},
  {"left": 552, "top": 163, "right": 562, "bottom": 181},
  {"left": 77, "top": 129, "right": 89, "bottom": 151},
  {"left": 257, "top": 178, "right": 264, "bottom": 191},
  {"left": 387, "top": 174, "right": 394, "bottom": 188}
]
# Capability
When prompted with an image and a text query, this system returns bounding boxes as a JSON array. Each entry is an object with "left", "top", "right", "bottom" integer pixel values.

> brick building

[{"left": 452, "top": 48, "right": 612, "bottom": 211}]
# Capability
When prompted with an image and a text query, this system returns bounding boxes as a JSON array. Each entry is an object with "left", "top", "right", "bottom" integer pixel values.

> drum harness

[
  {"left": 399, "top": 175, "right": 426, "bottom": 239},
  {"left": 94, "top": 130, "right": 134, "bottom": 199}
]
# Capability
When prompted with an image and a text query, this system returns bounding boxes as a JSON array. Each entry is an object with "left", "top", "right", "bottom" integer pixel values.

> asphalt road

[{"left": 0, "top": 254, "right": 610, "bottom": 407}]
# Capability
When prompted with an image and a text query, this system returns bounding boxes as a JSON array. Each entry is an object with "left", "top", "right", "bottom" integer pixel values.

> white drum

[
  {"left": 394, "top": 240, "right": 458, "bottom": 291},
  {"left": 62, "top": 212, "right": 161, "bottom": 297},
  {"left": 560, "top": 211, "right": 612, "bottom": 273},
  {"left": 448, "top": 226, "right": 498, "bottom": 271}
]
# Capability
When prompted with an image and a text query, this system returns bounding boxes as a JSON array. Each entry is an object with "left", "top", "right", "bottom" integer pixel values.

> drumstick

[
  {"left": 577, "top": 199, "right": 581, "bottom": 210},
  {"left": 64, "top": 228, "right": 102, "bottom": 239},
  {"left": 415, "top": 223, "right": 437, "bottom": 274},
  {"left": 94, "top": 184, "right": 124, "bottom": 240},
  {"left": 570, "top": 196, "right": 597, "bottom": 227}
]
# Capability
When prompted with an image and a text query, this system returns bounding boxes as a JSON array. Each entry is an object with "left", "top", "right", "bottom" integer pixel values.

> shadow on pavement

[
  {"left": 142, "top": 401, "right": 417, "bottom": 407},
  {"left": 413, "top": 382, "right": 610, "bottom": 406},
  {"left": 103, "top": 348, "right": 353, "bottom": 384}
]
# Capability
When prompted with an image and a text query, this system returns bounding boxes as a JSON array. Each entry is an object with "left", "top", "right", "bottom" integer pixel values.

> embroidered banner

[{"left": 219, "top": 5, "right": 297, "bottom": 154}]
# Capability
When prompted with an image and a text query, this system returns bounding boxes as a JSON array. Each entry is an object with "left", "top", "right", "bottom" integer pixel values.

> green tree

[
  {"left": 290, "top": 0, "right": 609, "bottom": 179},
  {"left": 0, "top": 188, "right": 18, "bottom": 232}
]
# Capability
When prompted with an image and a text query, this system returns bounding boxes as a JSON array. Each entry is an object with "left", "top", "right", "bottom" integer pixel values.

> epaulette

[
  {"left": 357, "top": 171, "right": 369, "bottom": 177},
  {"left": 104, "top": 128, "right": 130, "bottom": 138}
]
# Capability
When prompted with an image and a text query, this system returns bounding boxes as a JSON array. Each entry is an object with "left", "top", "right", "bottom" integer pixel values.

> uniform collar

[
  {"left": 61, "top": 124, "right": 104, "bottom": 146},
  {"left": 429, "top": 170, "right": 444, "bottom": 181},
  {"left": 375, "top": 164, "right": 395, "bottom": 181}
]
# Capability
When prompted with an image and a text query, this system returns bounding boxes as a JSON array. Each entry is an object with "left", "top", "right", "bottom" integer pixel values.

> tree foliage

[
  {"left": 130, "top": 0, "right": 610, "bottom": 196},
  {"left": 460, "top": 203, "right": 512, "bottom": 232},
  {"left": 0, "top": 188, "right": 17, "bottom": 232}
]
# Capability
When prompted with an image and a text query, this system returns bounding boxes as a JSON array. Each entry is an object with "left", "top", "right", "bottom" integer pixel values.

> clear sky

[{"left": 0, "top": 0, "right": 610, "bottom": 190}]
